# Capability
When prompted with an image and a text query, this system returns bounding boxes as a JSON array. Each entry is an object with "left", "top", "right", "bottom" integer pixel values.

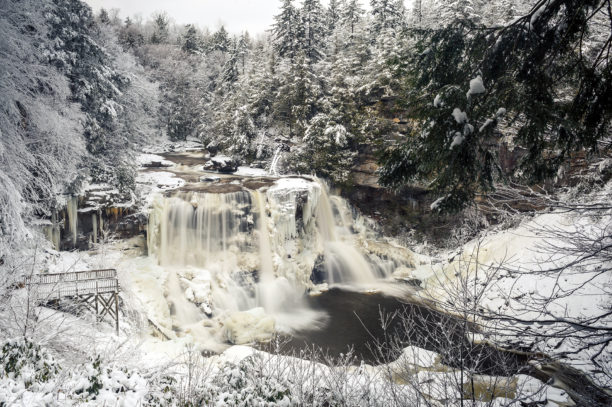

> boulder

[
  {"left": 206, "top": 141, "right": 220, "bottom": 157},
  {"left": 199, "top": 175, "right": 221, "bottom": 183},
  {"left": 203, "top": 155, "right": 240, "bottom": 173}
]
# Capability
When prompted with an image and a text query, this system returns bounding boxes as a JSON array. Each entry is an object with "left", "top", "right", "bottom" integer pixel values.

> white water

[
  {"left": 138, "top": 176, "right": 405, "bottom": 348},
  {"left": 316, "top": 180, "right": 378, "bottom": 285},
  {"left": 269, "top": 147, "right": 282, "bottom": 175}
]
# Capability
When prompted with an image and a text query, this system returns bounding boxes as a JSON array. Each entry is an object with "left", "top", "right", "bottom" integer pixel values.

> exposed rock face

[
  {"left": 345, "top": 148, "right": 462, "bottom": 243},
  {"left": 206, "top": 141, "right": 219, "bottom": 156},
  {"left": 203, "top": 155, "right": 240, "bottom": 173}
]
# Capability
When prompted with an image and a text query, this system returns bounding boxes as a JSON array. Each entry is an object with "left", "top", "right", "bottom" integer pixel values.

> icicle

[
  {"left": 92, "top": 212, "right": 98, "bottom": 244},
  {"left": 66, "top": 196, "right": 78, "bottom": 247},
  {"left": 51, "top": 211, "right": 60, "bottom": 250}
]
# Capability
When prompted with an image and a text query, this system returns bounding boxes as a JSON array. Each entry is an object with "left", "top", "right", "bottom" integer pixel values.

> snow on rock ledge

[{"left": 224, "top": 308, "right": 275, "bottom": 345}]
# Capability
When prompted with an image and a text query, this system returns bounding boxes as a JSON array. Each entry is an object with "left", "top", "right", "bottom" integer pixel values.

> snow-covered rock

[
  {"left": 203, "top": 155, "right": 240, "bottom": 173},
  {"left": 223, "top": 308, "right": 276, "bottom": 345}
]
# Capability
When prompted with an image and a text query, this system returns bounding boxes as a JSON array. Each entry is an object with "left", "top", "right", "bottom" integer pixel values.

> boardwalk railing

[
  {"left": 27, "top": 269, "right": 119, "bottom": 298},
  {"left": 26, "top": 269, "right": 120, "bottom": 333}
]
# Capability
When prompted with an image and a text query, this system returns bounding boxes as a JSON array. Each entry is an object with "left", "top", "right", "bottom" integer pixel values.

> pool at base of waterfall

[{"left": 126, "top": 173, "right": 424, "bottom": 356}]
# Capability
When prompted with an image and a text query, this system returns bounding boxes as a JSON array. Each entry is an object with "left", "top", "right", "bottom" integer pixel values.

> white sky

[{"left": 85, "top": 0, "right": 413, "bottom": 34}]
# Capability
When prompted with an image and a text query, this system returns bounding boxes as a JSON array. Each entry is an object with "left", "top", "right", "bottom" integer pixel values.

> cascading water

[
  {"left": 141, "top": 176, "right": 399, "bottom": 346},
  {"left": 148, "top": 191, "right": 252, "bottom": 269},
  {"left": 315, "top": 180, "right": 380, "bottom": 285}
]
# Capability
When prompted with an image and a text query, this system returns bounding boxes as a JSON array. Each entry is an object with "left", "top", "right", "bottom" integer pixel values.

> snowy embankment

[
  {"left": 417, "top": 180, "right": 612, "bottom": 392},
  {"left": 2, "top": 144, "right": 608, "bottom": 406}
]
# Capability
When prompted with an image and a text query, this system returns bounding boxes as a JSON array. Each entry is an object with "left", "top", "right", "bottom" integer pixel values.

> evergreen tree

[
  {"left": 222, "top": 39, "right": 241, "bottom": 85},
  {"left": 181, "top": 24, "right": 202, "bottom": 54},
  {"left": 274, "top": 53, "right": 322, "bottom": 138},
  {"left": 150, "top": 12, "right": 169, "bottom": 44},
  {"left": 237, "top": 32, "right": 251, "bottom": 74},
  {"left": 433, "top": 0, "right": 483, "bottom": 25},
  {"left": 326, "top": 0, "right": 344, "bottom": 34},
  {"left": 98, "top": 8, "right": 110, "bottom": 24},
  {"left": 45, "top": 0, "right": 156, "bottom": 194},
  {"left": 272, "top": 0, "right": 300, "bottom": 60},
  {"left": 369, "top": 0, "right": 406, "bottom": 36},
  {"left": 379, "top": 0, "right": 612, "bottom": 212},
  {"left": 342, "top": 0, "right": 364, "bottom": 36},
  {"left": 119, "top": 17, "right": 144, "bottom": 48},
  {"left": 300, "top": 0, "right": 327, "bottom": 62},
  {"left": 210, "top": 26, "right": 231, "bottom": 53}
]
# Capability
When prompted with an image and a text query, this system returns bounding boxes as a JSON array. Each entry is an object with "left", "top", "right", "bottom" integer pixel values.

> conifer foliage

[{"left": 380, "top": 0, "right": 612, "bottom": 211}]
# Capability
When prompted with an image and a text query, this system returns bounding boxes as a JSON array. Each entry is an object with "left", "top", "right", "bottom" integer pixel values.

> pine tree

[
  {"left": 272, "top": 0, "right": 300, "bottom": 60},
  {"left": 369, "top": 0, "right": 406, "bottom": 36},
  {"left": 379, "top": 0, "right": 612, "bottom": 212},
  {"left": 342, "top": 0, "right": 364, "bottom": 36},
  {"left": 119, "top": 17, "right": 144, "bottom": 49},
  {"left": 274, "top": 53, "right": 322, "bottom": 138},
  {"left": 150, "top": 12, "right": 169, "bottom": 44},
  {"left": 237, "top": 32, "right": 251, "bottom": 74},
  {"left": 181, "top": 24, "right": 202, "bottom": 54},
  {"left": 210, "top": 26, "right": 231, "bottom": 53},
  {"left": 300, "top": 0, "right": 327, "bottom": 62},
  {"left": 326, "top": 0, "right": 344, "bottom": 34},
  {"left": 222, "top": 39, "right": 241, "bottom": 85},
  {"left": 98, "top": 8, "right": 110, "bottom": 24},
  {"left": 432, "top": 0, "right": 483, "bottom": 25}
]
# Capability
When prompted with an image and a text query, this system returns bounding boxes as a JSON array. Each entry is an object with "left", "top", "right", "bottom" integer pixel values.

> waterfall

[
  {"left": 269, "top": 147, "right": 282, "bottom": 176},
  {"left": 141, "top": 176, "right": 395, "bottom": 344},
  {"left": 254, "top": 190, "right": 274, "bottom": 284},
  {"left": 148, "top": 191, "right": 252, "bottom": 268},
  {"left": 166, "top": 270, "right": 203, "bottom": 328},
  {"left": 315, "top": 180, "right": 379, "bottom": 285}
]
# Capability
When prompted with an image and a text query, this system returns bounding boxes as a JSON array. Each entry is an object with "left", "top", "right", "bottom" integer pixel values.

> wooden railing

[
  {"left": 26, "top": 269, "right": 121, "bottom": 333},
  {"left": 26, "top": 269, "right": 119, "bottom": 297}
]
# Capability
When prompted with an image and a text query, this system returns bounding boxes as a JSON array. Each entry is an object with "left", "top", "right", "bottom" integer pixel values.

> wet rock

[
  {"left": 199, "top": 175, "right": 221, "bottom": 183},
  {"left": 394, "top": 277, "right": 422, "bottom": 288},
  {"left": 203, "top": 155, "right": 240, "bottom": 173},
  {"left": 143, "top": 160, "right": 172, "bottom": 168},
  {"left": 310, "top": 254, "right": 328, "bottom": 284},
  {"left": 206, "top": 141, "right": 220, "bottom": 156}
]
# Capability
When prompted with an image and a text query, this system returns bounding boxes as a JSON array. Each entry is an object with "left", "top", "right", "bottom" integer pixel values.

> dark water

[
  {"left": 258, "top": 288, "right": 612, "bottom": 406},
  {"left": 266, "top": 287, "right": 528, "bottom": 376}
]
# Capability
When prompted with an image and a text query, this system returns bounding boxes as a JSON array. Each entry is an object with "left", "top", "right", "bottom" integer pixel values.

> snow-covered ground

[
  {"left": 416, "top": 182, "right": 612, "bottom": 391},
  {"left": 2, "top": 143, "right": 608, "bottom": 406}
]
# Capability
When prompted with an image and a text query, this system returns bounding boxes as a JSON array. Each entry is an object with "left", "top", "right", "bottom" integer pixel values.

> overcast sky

[{"left": 85, "top": 0, "right": 412, "bottom": 34}]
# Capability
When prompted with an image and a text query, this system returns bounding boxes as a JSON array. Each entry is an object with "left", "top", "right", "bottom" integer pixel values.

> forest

[{"left": 0, "top": 0, "right": 611, "bottom": 406}]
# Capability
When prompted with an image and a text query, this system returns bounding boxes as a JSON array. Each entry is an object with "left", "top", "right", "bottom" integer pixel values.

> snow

[
  {"left": 430, "top": 196, "right": 445, "bottom": 210},
  {"left": 223, "top": 308, "right": 276, "bottom": 344},
  {"left": 467, "top": 75, "right": 486, "bottom": 96},
  {"left": 210, "top": 154, "right": 232, "bottom": 165},
  {"left": 136, "top": 153, "right": 174, "bottom": 168},
  {"left": 136, "top": 171, "right": 185, "bottom": 208},
  {"left": 234, "top": 166, "right": 269, "bottom": 177},
  {"left": 433, "top": 93, "right": 443, "bottom": 107},
  {"left": 391, "top": 345, "right": 440, "bottom": 369},
  {"left": 452, "top": 107, "right": 468, "bottom": 124},
  {"left": 479, "top": 118, "right": 495, "bottom": 132},
  {"left": 450, "top": 132, "right": 465, "bottom": 149},
  {"left": 422, "top": 182, "right": 612, "bottom": 388}
]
